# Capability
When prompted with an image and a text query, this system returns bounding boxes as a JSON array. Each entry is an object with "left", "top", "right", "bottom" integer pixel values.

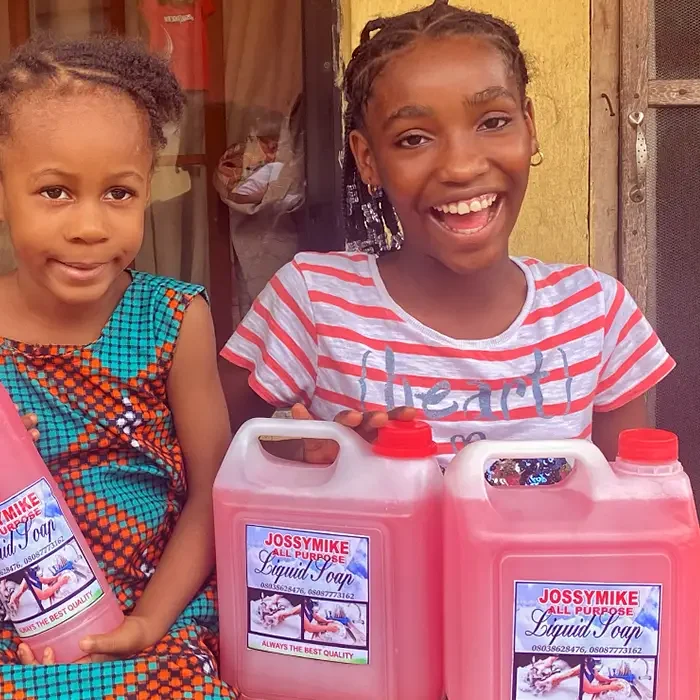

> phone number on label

[
  {"left": 23, "top": 537, "right": 65, "bottom": 566},
  {"left": 307, "top": 590, "right": 356, "bottom": 600},
  {"left": 532, "top": 645, "right": 643, "bottom": 656},
  {"left": 258, "top": 582, "right": 357, "bottom": 601},
  {"left": 258, "top": 583, "right": 305, "bottom": 595},
  {"left": 531, "top": 645, "right": 586, "bottom": 654}
]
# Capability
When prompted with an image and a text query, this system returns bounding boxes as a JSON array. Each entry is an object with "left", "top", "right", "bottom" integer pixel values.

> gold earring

[
  {"left": 531, "top": 148, "right": 544, "bottom": 167},
  {"left": 368, "top": 183, "right": 382, "bottom": 197}
]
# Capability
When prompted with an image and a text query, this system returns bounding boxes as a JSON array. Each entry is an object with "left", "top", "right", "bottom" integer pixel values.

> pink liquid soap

[
  {"left": 444, "top": 430, "right": 700, "bottom": 700},
  {"left": 0, "top": 382, "right": 123, "bottom": 663},
  {"left": 214, "top": 418, "right": 444, "bottom": 700}
]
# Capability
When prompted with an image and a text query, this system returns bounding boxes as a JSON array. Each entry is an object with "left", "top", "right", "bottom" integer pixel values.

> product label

[
  {"left": 512, "top": 581, "right": 660, "bottom": 699},
  {"left": 0, "top": 479, "right": 104, "bottom": 638},
  {"left": 246, "top": 525, "right": 369, "bottom": 664}
]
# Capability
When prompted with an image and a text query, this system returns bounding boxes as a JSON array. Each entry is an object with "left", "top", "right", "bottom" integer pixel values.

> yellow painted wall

[{"left": 341, "top": 0, "right": 590, "bottom": 264}]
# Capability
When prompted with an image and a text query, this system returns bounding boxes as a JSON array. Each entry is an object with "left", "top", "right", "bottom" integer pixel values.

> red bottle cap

[
  {"left": 617, "top": 428, "right": 679, "bottom": 463},
  {"left": 373, "top": 420, "right": 437, "bottom": 458}
]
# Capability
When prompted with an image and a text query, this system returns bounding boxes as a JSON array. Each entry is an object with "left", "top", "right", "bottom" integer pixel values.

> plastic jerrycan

[
  {"left": 0, "top": 383, "right": 123, "bottom": 663},
  {"left": 444, "top": 430, "right": 700, "bottom": 700},
  {"left": 213, "top": 418, "right": 444, "bottom": 700}
]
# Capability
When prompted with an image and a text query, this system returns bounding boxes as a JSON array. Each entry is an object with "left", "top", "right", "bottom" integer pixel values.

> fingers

[
  {"left": 290, "top": 403, "right": 312, "bottom": 421},
  {"left": 302, "top": 437, "right": 339, "bottom": 465},
  {"left": 20, "top": 413, "right": 37, "bottom": 429},
  {"left": 79, "top": 616, "right": 149, "bottom": 659},
  {"left": 295, "top": 405, "right": 416, "bottom": 430},
  {"left": 79, "top": 632, "right": 120, "bottom": 657},
  {"left": 335, "top": 407, "right": 416, "bottom": 433},
  {"left": 17, "top": 644, "right": 35, "bottom": 665},
  {"left": 335, "top": 410, "right": 387, "bottom": 434},
  {"left": 18, "top": 644, "right": 54, "bottom": 665},
  {"left": 291, "top": 404, "right": 417, "bottom": 461},
  {"left": 387, "top": 406, "right": 416, "bottom": 422},
  {"left": 19, "top": 411, "right": 39, "bottom": 441}
]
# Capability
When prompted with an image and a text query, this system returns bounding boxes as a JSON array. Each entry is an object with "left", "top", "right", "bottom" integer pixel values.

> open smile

[{"left": 429, "top": 193, "right": 504, "bottom": 238}]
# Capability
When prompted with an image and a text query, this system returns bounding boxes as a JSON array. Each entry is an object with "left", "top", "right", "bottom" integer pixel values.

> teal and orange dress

[{"left": 0, "top": 271, "right": 237, "bottom": 700}]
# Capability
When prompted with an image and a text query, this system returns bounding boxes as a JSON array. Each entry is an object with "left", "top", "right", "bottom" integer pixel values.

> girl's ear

[
  {"left": 523, "top": 97, "right": 538, "bottom": 157},
  {"left": 348, "top": 129, "right": 381, "bottom": 190}
]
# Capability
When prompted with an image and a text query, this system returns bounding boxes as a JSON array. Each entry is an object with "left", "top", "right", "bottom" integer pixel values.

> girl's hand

[
  {"left": 17, "top": 644, "right": 55, "bottom": 665},
  {"left": 19, "top": 409, "right": 39, "bottom": 442},
  {"left": 290, "top": 403, "right": 416, "bottom": 464},
  {"left": 17, "top": 617, "right": 158, "bottom": 665},
  {"left": 78, "top": 615, "right": 157, "bottom": 662}
]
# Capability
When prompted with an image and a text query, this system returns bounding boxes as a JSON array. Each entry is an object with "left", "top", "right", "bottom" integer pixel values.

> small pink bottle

[
  {"left": 444, "top": 430, "right": 700, "bottom": 700},
  {"left": 0, "top": 383, "right": 123, "bottom": 663},
  {"left": 214, "top": 418, "right": 444, "bottom": 700}
]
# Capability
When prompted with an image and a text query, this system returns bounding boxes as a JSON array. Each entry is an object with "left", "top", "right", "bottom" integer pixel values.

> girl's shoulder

[
  {"left": 116, "top": 271, "right": 208, "bottom": 350},
  {"left": 272, "top": 251, "right": 376, "bottom": 300},
  {"left": 127, "top": 270, "right": 207, "bottom": 303},
  {"left": 284, "top": 251, "right": 374, "bottom": 281},
  {"left": 517, "top": 257, "right": 623, "bottom": 311}
]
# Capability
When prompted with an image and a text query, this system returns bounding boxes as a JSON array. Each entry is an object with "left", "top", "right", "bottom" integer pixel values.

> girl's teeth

[{"left": 436, "top": 195, "right": 497, "bottom": 215}]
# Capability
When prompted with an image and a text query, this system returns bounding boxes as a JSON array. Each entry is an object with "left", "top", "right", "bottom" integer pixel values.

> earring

[
  {"left": 368, "top": 183, "right": 382, "bottom": 197},
  {"left": 531, "top": 148, "right": 544, "bottom": 167}
]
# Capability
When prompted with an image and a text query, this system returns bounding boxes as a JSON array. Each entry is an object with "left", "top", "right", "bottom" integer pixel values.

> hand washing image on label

[
  {"left": 0, "top": 479, "right": 104, "bottom": 638},
  {"left": 512, "top": 582, "right": 660, "bottom": 699},
  {"left": 246, "top": 525, "right": 369, "bottom": 664}
]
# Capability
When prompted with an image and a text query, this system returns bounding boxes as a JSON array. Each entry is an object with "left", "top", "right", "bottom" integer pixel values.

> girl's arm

[
  {"left": 80, "top": 296, "right": 232, "bottom": 659},
  {"left": 219, "top": 360, "right": 274, "bottom": 432},
  {"left": 592, "top": 395, "right": 648, "bottom": 460}
]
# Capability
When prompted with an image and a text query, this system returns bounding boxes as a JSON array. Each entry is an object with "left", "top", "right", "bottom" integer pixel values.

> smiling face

[
  {"left": 0, "top": 86, "right": 152, "bottom": 307},
  {"left": 350, "top": 34, "right": 538, "bottom": 274}
]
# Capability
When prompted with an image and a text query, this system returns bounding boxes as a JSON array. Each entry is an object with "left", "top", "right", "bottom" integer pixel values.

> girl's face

[
  {"left": 351, "top": 35, "right": 537, "bottom": 274},
  {"left": 0, "top": 89, "right": 152, "bottom": 306}
]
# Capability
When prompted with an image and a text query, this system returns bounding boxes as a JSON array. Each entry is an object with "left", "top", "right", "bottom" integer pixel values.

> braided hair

[
  {"left": 343, "top": 0, "right": 529, "bottom": 254},
  {"left": 0, "top": 34, "right": 184, "bottom": 154}
]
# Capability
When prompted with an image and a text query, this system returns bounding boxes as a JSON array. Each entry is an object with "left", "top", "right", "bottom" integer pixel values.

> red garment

[{"left": 140, "top": 0, "right": 215, "bottom": 90}]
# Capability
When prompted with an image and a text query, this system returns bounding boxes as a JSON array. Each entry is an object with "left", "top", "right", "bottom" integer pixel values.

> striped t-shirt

[{"left": 223, "top": 252, "right": 674, "bottom": 467}]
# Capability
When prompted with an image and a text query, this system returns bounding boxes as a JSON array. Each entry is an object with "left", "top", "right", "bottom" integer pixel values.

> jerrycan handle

[
  {"left": 450, "top": 439, "right": 613, "bottom": 495},
  {"left": 228, "top": 417, "right": 369, "bottom": 477}
]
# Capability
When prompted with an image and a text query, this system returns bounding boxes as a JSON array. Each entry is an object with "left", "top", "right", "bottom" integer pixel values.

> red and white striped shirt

[{"left": 222, "top": 252, "right": 674, "bottom": 467}]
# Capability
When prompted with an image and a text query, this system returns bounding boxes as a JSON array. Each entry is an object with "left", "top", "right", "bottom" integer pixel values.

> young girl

[
  {"left": 221, "top": 0, "right": 674, "bottom": 466},
  {"left": 0, "top": 36, "right": 235, "bottom": 698}
]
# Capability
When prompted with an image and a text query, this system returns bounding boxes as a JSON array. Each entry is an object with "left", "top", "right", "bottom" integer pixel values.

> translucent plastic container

[
  {"left": 0, "top": 383, "right": 123, "bottom": 663},
  {"left": 214, "top": 418, "right": 444, "bottom": 700},
  {"left": 444, "top": 430, "right": 700, "bottom": 700}
]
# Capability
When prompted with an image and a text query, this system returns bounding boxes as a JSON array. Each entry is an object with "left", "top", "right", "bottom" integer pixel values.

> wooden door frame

[
  {"left": 590, "top": 0, "right": 620, "bottom": 278},
  {"left": 619, "top": 0, "right": 649, "bottom": 310},
  {"left": 618, "top": 0, "right": 700, "bottom": 311},
  {"left": 301, "top": 0, "right": 344, "bottom": 253},
  {"left": 204, "top": 0, "right": 234, "bottom": 349},
  {"left": 7, "top": 2, "right": 30, "bottom": 45}
]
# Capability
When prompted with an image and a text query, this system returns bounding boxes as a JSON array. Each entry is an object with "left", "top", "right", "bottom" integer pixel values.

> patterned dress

[{"left": 0, "top": 272, "right": 237, "bottom": 700}]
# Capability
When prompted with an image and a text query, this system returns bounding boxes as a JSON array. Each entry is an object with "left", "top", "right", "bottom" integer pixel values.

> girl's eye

[
  {"left": 105, "top": 188, "right": 134, "bottom": 202},
  {"left": 40, "top": 187, "right": 70, "bottom": 201},
  {"left": 479, "top": 117, "right": 511, "bottom": 131},
  {"left": 398, "top": 133, "right": 430, "bottom": 148}
]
